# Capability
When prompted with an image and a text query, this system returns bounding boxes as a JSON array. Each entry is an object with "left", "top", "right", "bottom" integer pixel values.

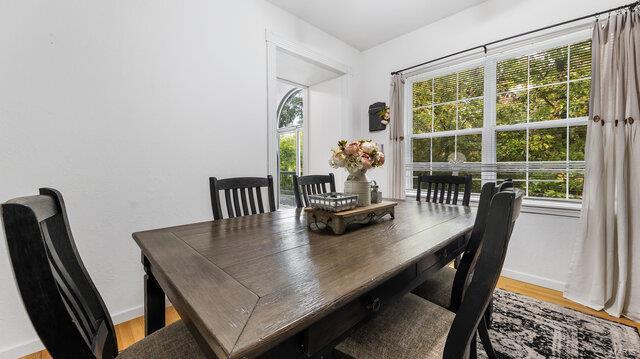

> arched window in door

[{"left": 277, "top": 87, "right": 304, "bottom": 207}]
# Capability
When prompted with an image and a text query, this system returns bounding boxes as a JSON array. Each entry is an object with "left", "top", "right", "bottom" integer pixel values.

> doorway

[
  {"left": 276, "top": 82, "right": 306, "bottom": 207},
  {"left": 266, "top": 32, "right": 351, "bottom": 207}
]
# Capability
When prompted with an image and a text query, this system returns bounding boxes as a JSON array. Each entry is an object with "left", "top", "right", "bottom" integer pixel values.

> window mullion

[
  {"left": 483, "top": 59, "right": 497, "bottom": 184},
  {"left": 526, "top": 54, "right": 531, "bottom": 197}
]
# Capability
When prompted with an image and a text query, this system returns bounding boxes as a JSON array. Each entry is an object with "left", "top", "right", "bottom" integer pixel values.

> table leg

[{"left": 143, "top": 255, "right": 165, "bottom": 336}]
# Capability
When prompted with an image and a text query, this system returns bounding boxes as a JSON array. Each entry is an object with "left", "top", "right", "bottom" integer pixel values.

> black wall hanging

[{"left": 368, "top": 102, "right": 387, "bottom": 132}]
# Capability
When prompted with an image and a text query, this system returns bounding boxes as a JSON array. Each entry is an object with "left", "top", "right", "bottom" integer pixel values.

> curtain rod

[{"left": 391, "top": 1, "right": 639, "bottom": 76}]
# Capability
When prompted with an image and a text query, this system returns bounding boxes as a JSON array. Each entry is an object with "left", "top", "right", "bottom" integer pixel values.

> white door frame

[{"left": 266, "top": 30, "right": 351, "bottom": 205}]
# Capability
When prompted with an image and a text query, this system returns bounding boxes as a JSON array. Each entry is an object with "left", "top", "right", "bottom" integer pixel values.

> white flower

[{"left": 360, "top": 141, "right": 376, "bottom": 155}]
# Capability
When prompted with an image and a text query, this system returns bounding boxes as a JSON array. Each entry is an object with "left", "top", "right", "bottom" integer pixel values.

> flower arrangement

[
  {"left": 329, "top": 140, "right": 385, "bottom": 174},
  {"left": 379, "top": 106, "right": 391, "bottom": 125}
]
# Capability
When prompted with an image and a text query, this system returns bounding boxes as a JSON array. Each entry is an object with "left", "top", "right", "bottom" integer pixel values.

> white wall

[
  {"left": 308, "top": 76, "right": 352, "bottom": 190},
  {"left": 0, "top": 1, "right": 360, "bottom": 357},
  {"left": 355, "top": 0, "right": 627, "bottom": 292}
]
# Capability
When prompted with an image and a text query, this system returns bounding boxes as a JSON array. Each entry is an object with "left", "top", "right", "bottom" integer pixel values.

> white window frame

[{"left": 404, "top": 28, "right": 592, "bottom": 217}]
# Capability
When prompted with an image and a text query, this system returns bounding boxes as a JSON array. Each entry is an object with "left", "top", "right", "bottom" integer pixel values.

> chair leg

[
  {"left": 484, "top": 299, "right": 494, "bottom": 327},
  {"left": 478, "top": 317, "right": 497, "bottom": 359},
  {"left": 469, "top": 333, "right": 478, "bottom": 359}
]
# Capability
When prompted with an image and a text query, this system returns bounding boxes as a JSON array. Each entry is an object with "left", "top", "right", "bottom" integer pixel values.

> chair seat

[
  {"left": 117, "top": 320, "right": 206, "bottom": 359},
  {"left": 411, "top": 265, "right": 456, "bottom": 309},
  {"left": 335, "top": 293, "right": 455, "bottom": 359}
]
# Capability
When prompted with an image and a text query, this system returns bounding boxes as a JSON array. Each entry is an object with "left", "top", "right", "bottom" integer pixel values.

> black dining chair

[
  {"left": 412, "top": 180, "right": 514, "bottom": 357},
  {"left": 416, "top": 174, "right": 473, "bottom": 206},
  {"left": 1, "top": 188, "right": 205, "bottom": 359},
  {"left": 292, "top": 173, "right": 336, "bottom": 208},
  {"left": 334, "top": 188, "right": 523, "bottom": 359},
  {"left": 209, "top": 175, "right": 276, "bottom": 220}
]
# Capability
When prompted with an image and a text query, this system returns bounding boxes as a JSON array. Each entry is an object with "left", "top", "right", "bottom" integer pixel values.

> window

[
  {"left": 407, "top": 35, "right": 591, "bottom": 201},
  {"left": 277, "top": 86, "right": 304, "bottom": 207},
  {"left": 410, "top": 66, "right": 484, "bottom": 193}
]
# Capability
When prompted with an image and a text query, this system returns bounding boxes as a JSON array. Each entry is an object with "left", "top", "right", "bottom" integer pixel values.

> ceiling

[{"left": 267, "top": 0, "right": 488, "bottom": 51}]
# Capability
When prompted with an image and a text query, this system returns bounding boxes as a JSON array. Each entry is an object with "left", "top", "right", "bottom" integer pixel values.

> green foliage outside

[
  {"left": 279, "top": 133, "right": 297, "bottom": 193},
  {"left": 410, "top": 40, "right": 592, "bottom": 199},
  {"left": 279, "top": 90, "right": 303, "bottom": 128}
]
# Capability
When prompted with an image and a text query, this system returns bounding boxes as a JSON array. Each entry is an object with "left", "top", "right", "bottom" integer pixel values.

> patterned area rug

[{"left": 478, "top": 289, "right": 640, "bottom": 358}]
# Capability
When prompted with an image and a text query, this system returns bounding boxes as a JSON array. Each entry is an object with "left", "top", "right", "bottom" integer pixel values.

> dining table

[{"left": 133, "top": 199, "right": 476, "bottom": 358}]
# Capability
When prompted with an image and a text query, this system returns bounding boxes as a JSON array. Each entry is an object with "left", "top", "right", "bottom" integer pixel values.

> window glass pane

[
  {"left": 433, "top": 73, "right": 457, "bottom": 103},
  {"left": 412, "top": 139, "right": 431, "bottom": 162},
  {"left": 413, "top": 80, "right": 433, "bottom": 107},
  {"left": 569, "top": 40, "right": 592, "bottom": 80},
  {"left": 458, "top": 67, "right": 484, "bottom": 98},
  {"left": 569, "top": 172, "right": 584, "bottom": 199},
  {"left": 497, "top": 56, "right": 527, "bottom": 93},
  {"left": 530, "top": 84, "right": 567, "bottom": 121},
  {"left": 434, "top": 103, "right": 456, "bottom": 132},
  {"left": 569, "top": 79, "right": 590, "bottom": 118},
  {"left": 279, "top": 133, "right": 296, "bottom": 195},
  {"left": 529, "top": 171, "right": 566, "bottom": 198},
  {"left": 497, "top": 130, "right": 526, "bottom": 162},
  {"left": 459, "top": 98, "right": 483, "bottom": 129},
  {"left": 529, "top": 46, "right": 568, "bottom": 86},
  {"left": 569, "top": 125, "right": 586, "bottom": 161},
  {"left": 457, "top": 134, "right": 482, "bottom": 162},
  {"left": 432, "top": 136, "right": 455, "bottom": 162},
  {"left": 413, "top": 107, "right": 432, "bottom": 134},
  {"left": 496, "top": 90, "right": 527, "bottom": 125},
  {"left": 497, "top": 172, "right": 526, "bottom": 190},
  {"left": 529, "top": 127, "right": 567, "bottom": 161},
  {"left": 278, "top": 90, "right": 303, "bottom": 128}
]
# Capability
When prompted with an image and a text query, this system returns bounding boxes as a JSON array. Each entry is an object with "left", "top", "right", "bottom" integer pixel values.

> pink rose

[
  {"left": 345, "top": 142, "right": 360, "bottom": 155},
  {"left": 376, "top": 152, "right": 385, "bottom": 166},
  {"left": 361, "top": 154, "right": 373, "bottom": 169}
]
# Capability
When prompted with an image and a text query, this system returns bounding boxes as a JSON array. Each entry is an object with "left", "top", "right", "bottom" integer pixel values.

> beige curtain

[
  {"left": 388, "top": 74, "right": 405, "bottom": 199},
  {"left": 564, "top": 10, "right": 640, "bottom": 321}
]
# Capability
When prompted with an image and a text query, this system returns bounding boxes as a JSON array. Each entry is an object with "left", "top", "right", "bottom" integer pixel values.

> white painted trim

[
  {"left": 0, "top": 339, "right": 44, "bottom": 359},
  {"left": 501, "top": 268, "right": 566, "bottom": 292},
  {"left": 265, "top": 31, "right": 351, "bottom": 75},
  {"left": 0, "top": 303, "right": 154, "bottom": 359}
]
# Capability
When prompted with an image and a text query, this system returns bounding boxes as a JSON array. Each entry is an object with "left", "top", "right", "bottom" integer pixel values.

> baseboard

[
  {"left": 501, "top": 268, "right": 565, "bottom": 291},
  {"left": 0, "top": 339, "right": 44, "bottom": 359},
  {"left": 0, "top": 304, "right": 147, "bottom": 359}
]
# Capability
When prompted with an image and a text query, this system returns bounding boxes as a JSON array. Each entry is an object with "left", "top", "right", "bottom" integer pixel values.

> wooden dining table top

[{"left": 133, "top": 200, "right": 476, "bottom": 358}]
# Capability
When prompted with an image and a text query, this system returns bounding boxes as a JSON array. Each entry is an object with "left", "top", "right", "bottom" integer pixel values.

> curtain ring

[
  {"left": 593, "top": 115, "right": 601, "bottom": 123},
  {"left": 601, "top": 119, "right": 605, "bottom": 126},
  {"left": 629, "top": 117, "right": 635, "bottom": 125},
  {"left": 615, "top": 119, "right": 619, "bottom": 126}
]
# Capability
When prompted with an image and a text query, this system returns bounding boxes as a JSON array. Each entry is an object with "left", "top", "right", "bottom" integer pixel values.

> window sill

[{"left": 405, "top": 190, "right": 582, "bottom": 218}]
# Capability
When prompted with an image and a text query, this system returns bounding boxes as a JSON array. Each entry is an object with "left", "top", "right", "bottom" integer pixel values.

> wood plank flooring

[{"left": 22, "top": 277, "right": 640, "bottom": 358}]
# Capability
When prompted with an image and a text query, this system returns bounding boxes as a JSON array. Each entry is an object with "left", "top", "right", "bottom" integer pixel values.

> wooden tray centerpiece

[{"left": 305, "top": 201, "right": 397, "bottom": 234}]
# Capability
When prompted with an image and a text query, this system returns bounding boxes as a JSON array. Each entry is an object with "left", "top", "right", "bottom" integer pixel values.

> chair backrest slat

[
  {"left": 292, "top": 173, "right": 336, "bottom": 208},
  {"left": 209, "top": 176, "right": 276, "bottom": 219},
  {"left": 1, "top": 188, "right": 118, "bottom": 359},
  {"left": 247, "top": 188, "right": 257, "bottom": 214},
  {"left": 224, "top": 189, "right": 235, "bottom": 218},
  {"left": 256, "top": 187, "right": 265, "bottom": 213},
  {"left": 240, "top": 189, "right": 249, "bottom": 215},
  {"left": 416, "top": 174, "right": 473, "bottom": 206},
  {"left": 232, "top": 188, "right": 241, "bottom": 217},
  {"left": 443, "top": 188, "right": 523, "bottom": 358}
]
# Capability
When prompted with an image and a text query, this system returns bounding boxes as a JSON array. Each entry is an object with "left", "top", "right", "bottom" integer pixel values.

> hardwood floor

[{"left": 22, "top": 277, "right": 640, "bottom": 358}]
